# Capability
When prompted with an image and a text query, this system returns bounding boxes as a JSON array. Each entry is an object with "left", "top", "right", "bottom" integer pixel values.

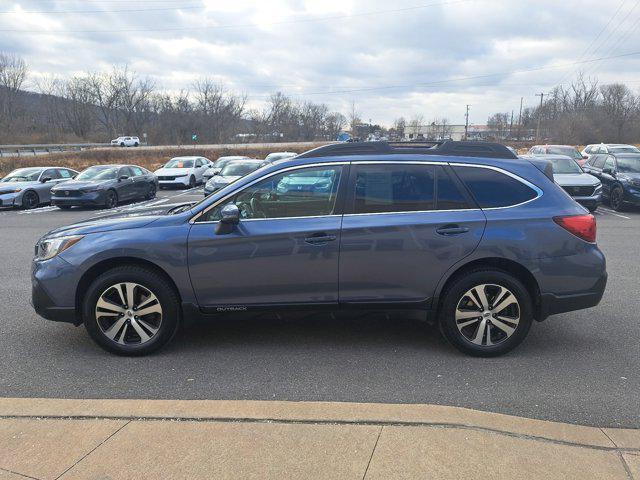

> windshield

[
  {"left": 609, "top": 146, "right": 640, "bottom": 154},
  {"left": 212, "top": 158, "right": 234, "bottom": 169},
  {"left": 165, "top": 158, "right": 193, "bottom": 168},
  {"left": 1, "top": 168, "right": 42, "bottom": 182},
  {"left": 220, "top": 163, "right": 261, "bottom": 176},
  {"left": 76, "top": 166, "right": 118, "bottom": 181},
  {"left": 616, "top": 156, "right": 640, "bottom": 173},
  {"left": 550, "top": 157, "right": 582, "bottom": 174},
  {"left": 548, "top": 147, "right": 582, "bottom": 160}
]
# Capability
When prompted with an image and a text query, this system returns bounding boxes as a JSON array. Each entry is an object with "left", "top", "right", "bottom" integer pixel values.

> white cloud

[{"left": 1, "top": 0, "right": 639, "bottom": 125}]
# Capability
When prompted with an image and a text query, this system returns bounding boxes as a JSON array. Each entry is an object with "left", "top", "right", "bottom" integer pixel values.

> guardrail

[{"left": 0, "top": 143, "right": 147, "bottom": 157}]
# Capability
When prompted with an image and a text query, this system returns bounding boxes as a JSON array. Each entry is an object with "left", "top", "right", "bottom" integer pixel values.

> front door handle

[
  {"left": 436, "top": 224, "right": 470, "bottom": 236},
  {"left": 304, "top": 233, "right": 337, "bottom": 245}
]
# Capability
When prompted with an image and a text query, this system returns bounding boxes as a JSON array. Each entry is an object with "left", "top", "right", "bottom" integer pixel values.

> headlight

[
  {"left": 0, "top": 188, "right": 21, "bottom": 195},
  {"left": 35, "top": 235, "right": 84, "bottom": 261}
]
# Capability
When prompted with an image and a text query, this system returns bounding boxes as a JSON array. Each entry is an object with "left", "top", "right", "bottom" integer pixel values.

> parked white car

[
  {"left": 154, "top": 156, "right": 211, "bottom": 189},
  {"left": 581, "top": 143, "right": 640, "bottom": 162},
  {"left": 110, "top": 136, "right": 140, "bottom": 147}
]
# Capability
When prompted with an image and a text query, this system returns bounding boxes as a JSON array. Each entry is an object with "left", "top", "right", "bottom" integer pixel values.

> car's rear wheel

[
  {"left": 609, "top": 186, "right": 625, "bottom": 211},
  {"left": 145, "top": 183, "right": 156, "bottom": 200},
  {"left": 104, "top": 190, "right": 118, "bottom": 209},
  {"left": 439, "top": 270, "right": 533, "bottom": 357},
  {"left": 22, "top": 190, "right": 39, "bottom": 209},
  {"left": 83, "top": 266, "right": 180, "bottom": 355}
]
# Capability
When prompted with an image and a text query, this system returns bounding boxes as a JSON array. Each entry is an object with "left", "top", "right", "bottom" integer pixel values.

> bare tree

[
  {"left": 347, "top": 100, "right": 361, "bottom": 136},
  {"left": 600, "top": 83, "right": 637, "bottom": 142},
  {"left": 0, "top": 52, "right": 28, "bottom": 134}
]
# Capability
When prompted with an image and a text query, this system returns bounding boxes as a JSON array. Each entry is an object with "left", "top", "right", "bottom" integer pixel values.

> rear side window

[
  {"left": 58, "top": 169, "right": 72, "bottom": 178},
  {"left": 593, "top": 155, "right": 606, "bottom": 168},
  {"left": 354, "top": 164, "right": 434, "bottom": 213},
  {"left": 453, "top": 166, "right": 537, "bottom": 208},
  {"left": 131, "top": 166, "right": 144, "bottom": 176},
  {"left": 436, "top": 167, "right": 470, "bottom": 210}
]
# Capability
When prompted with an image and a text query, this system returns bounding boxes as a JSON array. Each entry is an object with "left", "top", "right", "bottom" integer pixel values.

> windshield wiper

[{"left": 168, "top": 202, "right": 196, "bottom": 214}]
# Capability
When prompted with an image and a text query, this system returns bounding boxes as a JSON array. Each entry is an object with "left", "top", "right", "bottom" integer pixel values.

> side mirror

[
  {"left": 215, "top": 203, "right": 240, "bottom": 235},
  {"left": 602, "top": 167, "right": 614, "bottom": 175},
  {"left": 40, "top": 176, "right": 52, "bottom": 183},
  {"left": 119, "top": 175, "right": 129, "bottom": 181},
  {"left": 582, "top": 155, "right": 588, "bottom": 160}
]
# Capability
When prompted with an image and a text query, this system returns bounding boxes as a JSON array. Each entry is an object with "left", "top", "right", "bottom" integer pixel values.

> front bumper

[
  {"left": 0, "top": 191, "right": 22, "bottom": 207},
  {"left": 31, "top": 255, "right": 81, "bottom": 325},
  {"left": 51, "top": 191, "right": 105, "bottom": 207},
  {"left": 158, "top": 177, "right": 190, "bottom": 188},
  {"left": 573, "top": 192, "right": 602, "bottom": 209}
]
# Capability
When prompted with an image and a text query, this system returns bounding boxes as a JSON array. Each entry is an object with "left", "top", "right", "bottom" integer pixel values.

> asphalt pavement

[{"left": 0, "top": 191, "right": 638, "bottom": 428}]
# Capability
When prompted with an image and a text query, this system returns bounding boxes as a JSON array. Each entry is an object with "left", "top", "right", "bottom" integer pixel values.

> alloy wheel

[
  {"left": 610, "top": 188, "right": 623, "bottom": 210},
  {"left": 22, "top": 191, "right": 38, "bottom": 209},
  {"left": 95, "top": 282, "right": 163, "bottom": 345},
  {"left": 455, "top": 283, "right": 520, "bottom": 347},
  {"left": 105, "top": 191, "right": 117, "bottom": 208}
]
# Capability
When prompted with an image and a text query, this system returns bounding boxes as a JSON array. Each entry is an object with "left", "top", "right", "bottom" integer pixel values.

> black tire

[
  {"left": 439, "top": 269, "right": 533, "bottom": 357},
  {"left": 609, "top": 186, "right": 625, "bottom": 211},
  {"left": 145, "top": 183, "right": 156, "bottom": 200},
  {"left": 134, "top": 142, "right": 139, "bottom": 147},
  {"left": 83, "top": 266, "right": 181, "bottom": 356},
  {"left": 21, "top": 190, "right": 39, "bottom": 209},
  {"left": 57, "top": 205, "right": 72, "bottom": 210},
  {"left": 104, "top": 190, "right": 118, "bottom": 209},
  {"left": 120, "top": 142, "right": 125, "bottom": 147},
  {"left": 188, "top": 175, "right": 196, "bottom": 189}
]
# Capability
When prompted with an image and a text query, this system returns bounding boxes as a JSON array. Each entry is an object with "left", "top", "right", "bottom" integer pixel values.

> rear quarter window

[{"left": 452, "top": 166, "right": 538, "bottom": 208}]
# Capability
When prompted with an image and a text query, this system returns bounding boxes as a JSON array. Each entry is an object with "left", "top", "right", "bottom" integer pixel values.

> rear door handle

[
  {"left": 436, "top": 224, "right": 470, "bottom": 236},
  {"left": 304, "top": 233, "right": 337, "bottom": 245}
]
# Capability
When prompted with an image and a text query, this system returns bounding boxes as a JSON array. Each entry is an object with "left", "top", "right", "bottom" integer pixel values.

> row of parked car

[
  {"left": 0, "top": 152, "right": 298, "bottom": 210},
  {"left": 524, "top": 143, "right": 640, "bottom": 212}
]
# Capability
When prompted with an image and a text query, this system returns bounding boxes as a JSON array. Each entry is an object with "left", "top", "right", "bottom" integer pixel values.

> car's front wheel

[
  {"left": 188, "top": 175, "right": 196, "bottom": 189},
  {"left": 83, "top": 266, "right": 180, "bottom": 355},
  {"left": 439, "top": 270, "right": 533, "bottom": 357},
  {"left": 104, "top": 190, "right": 118, "bottom": 209},
  {"left": 21, "top": 190, "right": 39, "bottom": 209},
  {"left": 145, "top": 183, "right": 156, "bottom": 200}
]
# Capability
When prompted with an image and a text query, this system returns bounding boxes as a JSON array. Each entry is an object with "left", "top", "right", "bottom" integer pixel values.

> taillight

[{"left": 553, "top": 214, "right": 596, "bottom": 243}]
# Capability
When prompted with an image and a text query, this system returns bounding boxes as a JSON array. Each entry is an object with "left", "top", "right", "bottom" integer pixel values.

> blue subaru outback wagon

[{"left": 32, "top": 141, "right": 607, "bottom": 356}]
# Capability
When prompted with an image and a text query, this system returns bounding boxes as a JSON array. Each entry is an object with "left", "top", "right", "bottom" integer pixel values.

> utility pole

[
  {"left": 517, "top": 96, "right": 523, "bottom": 140},
  {"left": 509, "top": 110, "right": 514, "bottom": 139},
  {"left": 535, "top": 92, "right": 545, "bottom": 142},
  {"left": 464, "top": 104, "right": 470, "bottom": 140}
]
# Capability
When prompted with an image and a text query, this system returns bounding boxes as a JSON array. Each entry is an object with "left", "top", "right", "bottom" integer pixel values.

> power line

[
  {"left": 0, "top": 0, "right": 476, "bottom": 33},
  {"left": 0, "top": 4, "right": 204, "bottom": 14}
]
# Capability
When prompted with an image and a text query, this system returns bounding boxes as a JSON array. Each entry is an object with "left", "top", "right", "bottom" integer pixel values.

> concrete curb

[{"left": 1, "top": 397, "right": 638, "bottom": 451}]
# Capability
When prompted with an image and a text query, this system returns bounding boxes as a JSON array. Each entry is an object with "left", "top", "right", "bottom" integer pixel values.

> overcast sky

[{"left": 1, "top": 0, "right": 640, "bottom": 126}]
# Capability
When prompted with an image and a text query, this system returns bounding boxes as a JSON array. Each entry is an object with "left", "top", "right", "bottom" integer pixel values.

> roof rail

[{"left": 297, "top": 140, "right": 517, "bottom": 159}]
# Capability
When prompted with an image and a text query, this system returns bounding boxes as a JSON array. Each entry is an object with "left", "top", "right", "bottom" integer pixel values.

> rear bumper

[{"left": 539, "top": 272, "right": 607, "bottom": 319}]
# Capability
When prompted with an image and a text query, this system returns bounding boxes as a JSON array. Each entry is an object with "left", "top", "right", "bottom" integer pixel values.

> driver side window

[{"left": 200, "top": 166, "right": 343, "bottom": 221}]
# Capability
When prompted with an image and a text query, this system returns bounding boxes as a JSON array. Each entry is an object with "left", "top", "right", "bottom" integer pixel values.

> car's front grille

[
  {"left": 55, "top": 190, "right": 82, "bottom": 197},
  {"left": 158, "top": 176, "right": 177, "bottom": 181},
  {"left": 562, "top": 185, "right": 595, "bottom": 197}
]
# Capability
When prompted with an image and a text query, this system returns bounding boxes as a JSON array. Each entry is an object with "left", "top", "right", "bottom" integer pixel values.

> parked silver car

[
  {"left": 203, "top": 159, "right": 265, "bottom": 196},
  {"left": 202, "top": 156, "right": 251, "bottom": 182},
  {"left": 524, "top": 154, "right": 601, "bottom": 212},
  {"left": 0, "top": 166, "right": 78, "bottom": 209}
]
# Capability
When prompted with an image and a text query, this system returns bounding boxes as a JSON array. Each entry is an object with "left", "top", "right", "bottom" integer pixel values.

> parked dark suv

[
  {"left": 32, "top": 141, "right": 607, "bottom": 357},
  {"left": 582, "top": 152, "right": 640, "bottom": 211}
]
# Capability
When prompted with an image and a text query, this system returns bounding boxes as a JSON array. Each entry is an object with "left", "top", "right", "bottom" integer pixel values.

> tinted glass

[
  {"left": 603, "top": 156, "right": 616, "bottom": 171},
  {"left": 220, "top": 162, "right": 262, "bottom": 176},
  {"left": 58, "top": 169, "right": 73, "bottom": 178},
  {"left": 436, "top": 167, "right": 469, "bottom": 210},
  {"left": 453, "top": 166, "right": 537, "bottom": 208},
  {"left": 165, "top": 158, "right": 194, "bottom": 168},
  {"left": 1, "top": 168, "right": 43, "bottom": 182},
  {"left": 201, "top": 166, "right": 342, "bottom": 221},
  {"left": 354, "top": 164, "right": 435, "bottom": 214},
  {"left": 76, "top": 166, "right": 118, "bottom": 180},
  {"left": 609, "top": 146, "right": 640, "bottom": 154},
  {"left": 131, "top": 166, "right": 144, "bottom": 176},
  {"left": 547, "top": 146, "right": 582, "bottom": 160},
  {"left": 616, "top": 156, "right": 640, "bottom": 173},
  {"left": 593, "top": 155, "right": 607, "bottom": 168},
  {"left": 548, "top": 157, "right": 582, "bottom": 174},
  {"left": 42, "top": 169, "right": 60, "bottom": 180}
]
